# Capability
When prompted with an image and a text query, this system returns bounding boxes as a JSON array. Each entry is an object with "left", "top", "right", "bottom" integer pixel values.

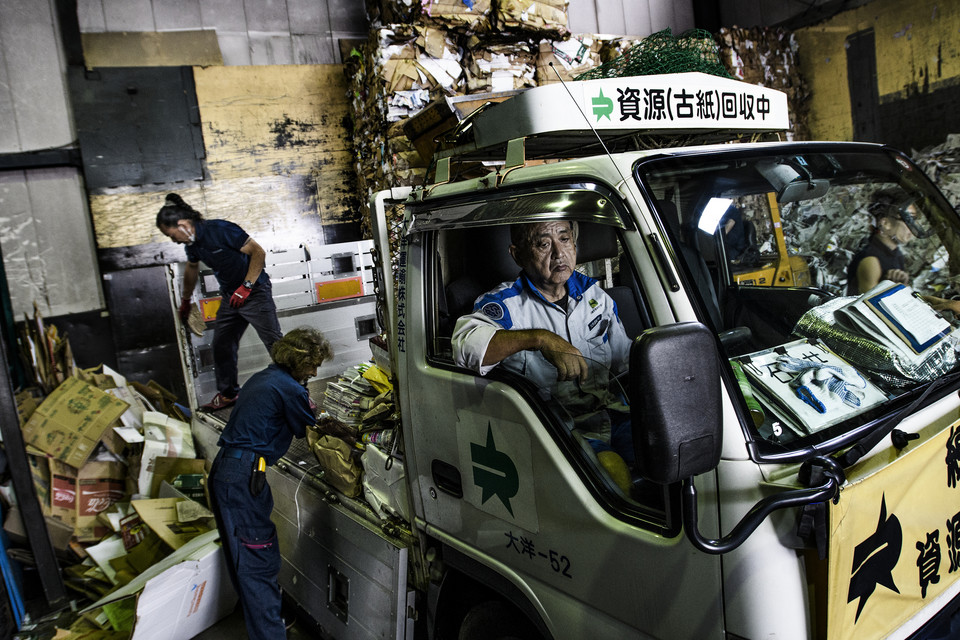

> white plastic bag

[{"left": 361, "top": 445, "right": 410, "bottom": 522}]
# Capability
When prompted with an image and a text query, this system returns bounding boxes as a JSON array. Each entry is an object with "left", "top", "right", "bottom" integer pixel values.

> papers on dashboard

[
  {"left": 834, "top": 281, "right": 952, "bottom": 365},
  {"left": 734, "top": 339, "right": 887, "bottom": 436}
]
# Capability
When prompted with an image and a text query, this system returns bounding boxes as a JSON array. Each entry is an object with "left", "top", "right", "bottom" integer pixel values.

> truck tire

[{"left": 457, "top": 600, "right": 543, "bottom": 640}]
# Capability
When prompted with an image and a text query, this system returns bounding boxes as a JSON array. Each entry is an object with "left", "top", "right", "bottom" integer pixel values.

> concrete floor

[{"left": 194, "top": 599, "right": 324, "bottom": 639}]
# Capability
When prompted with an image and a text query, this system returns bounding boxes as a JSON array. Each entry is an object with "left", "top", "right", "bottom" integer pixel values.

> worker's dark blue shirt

[
  {"left": 217, "top": 364, "right": 314, "bottom": 465},
  {"left": 184, "top": 219, "right": 269, "bottom": 294}
]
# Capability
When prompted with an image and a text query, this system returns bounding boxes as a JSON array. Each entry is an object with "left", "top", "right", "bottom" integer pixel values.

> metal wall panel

[
  {"left": 68, "top": 66, "right": 204, "bottom": 190},
  {"left": 622, "top": 2, "right": 652, "bottom": 36},
  {"left": 243, "top": 0, "right": 291, "bottom": 32},
  {"left": 0, "top": 41, "right": 18, "bottom": 152},
  {"left": 153, "top": 0, "right": 202, "bottom": 30},
  {"left": 0, "top": 168, "right": 104, "bottom": 318},
  {"left": 0, "top": 0, "right": 73, "bottom": 152},
  {"left": 327, "top": 0, "right": 367, "bottom": 34},
  {"left": 567, "top": 0, "right": 599, "bottom": 33},
  {"left": 197, "top": 0, "right": 247, "bottom": 31},
  {"left": 101, "top": 266, "right": 186, "bottom": 400},
  {"left": 287, "top": 0, "right": 329, "bottom": 34},
  {"left": 249, "top": 33, "right": 295, "bottom": 65},
  {"left": 292, "top": 34, "right": 337, "bottom": 65},
  {"left": 567, "top": 0, "right": 696, "bottom": 36},
  {"left": 214, "top": 33, "right": 252, "bottom": 64},
  {"left": 77, "top": 0, "right": 107, "bottom": 31},
  {"left": 594, "top": 0, "right": 628, "bottom": 34},
  {"left": 100, "top": 0, "right": 155, "bottom": 31}
]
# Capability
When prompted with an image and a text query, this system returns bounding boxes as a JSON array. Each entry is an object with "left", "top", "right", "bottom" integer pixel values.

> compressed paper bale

[
  {"left": 535, "top": 35, "right": 602, "bottom": 84},
  {"left": 421, "top": 0, "right": 493, "bottom": 33},
  {"left": 464, "top": 39, "right": 537, "bottom": 93},
  {"left": 497, "top": 0, "right": 568, "bottom": 35}
]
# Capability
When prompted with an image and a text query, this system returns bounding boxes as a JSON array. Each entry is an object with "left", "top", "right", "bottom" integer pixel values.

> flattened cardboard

[
  {"left": 148, "top": 457, "right": 206, "bottom": 499},
  {"left": 138, "top": 412, "right": 195, "bottom": 496},
  {"left": 132, "top": 498, "right": 212, "bottom": 551},
  {"left": 22, "top": 376, "right": 129, "bottom": 468},
  {"left": 86, "top": 530, "right": 237, "bottom": 640}
]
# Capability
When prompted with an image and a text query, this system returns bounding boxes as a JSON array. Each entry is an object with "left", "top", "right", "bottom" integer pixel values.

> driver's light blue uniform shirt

[{"left": 452, "top": 270, "right": 631, "bottom": 441}]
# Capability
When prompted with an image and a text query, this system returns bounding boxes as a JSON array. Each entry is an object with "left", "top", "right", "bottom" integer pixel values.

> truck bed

[{"left": 192, "top": 412, "right": 415, "bottom": 640}]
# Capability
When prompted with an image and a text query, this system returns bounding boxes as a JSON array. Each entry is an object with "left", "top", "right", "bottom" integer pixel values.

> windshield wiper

[{"left": 834, "top": 370, "right": 960, "bottom": 468}]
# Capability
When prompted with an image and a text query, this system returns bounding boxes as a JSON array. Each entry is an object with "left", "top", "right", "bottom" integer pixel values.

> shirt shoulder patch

[{"left": 481, "top": 301, "right": 505, "bottom": 321}]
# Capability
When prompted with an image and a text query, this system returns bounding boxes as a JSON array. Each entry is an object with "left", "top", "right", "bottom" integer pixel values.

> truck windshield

[{"left": 637, "top": 145, "right": 960, "bottom": 457}]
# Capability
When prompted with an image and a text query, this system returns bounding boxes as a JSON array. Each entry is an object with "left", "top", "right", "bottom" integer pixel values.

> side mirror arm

[{"left": 682, "top": 456, "right": 845, "bottom": 555}]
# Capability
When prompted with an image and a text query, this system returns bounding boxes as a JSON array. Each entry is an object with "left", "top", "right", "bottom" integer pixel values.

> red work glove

[
  {"left": 230, "top": 284, "right": 252, "bottom": 307},
  {"left": 178, "top": 298, "right": 192, "bottom": 322}
]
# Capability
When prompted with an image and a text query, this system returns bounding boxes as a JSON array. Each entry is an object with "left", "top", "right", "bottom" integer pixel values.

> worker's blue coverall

[{"left": 208, "top": 364, "right": 314, "bottom": 640}]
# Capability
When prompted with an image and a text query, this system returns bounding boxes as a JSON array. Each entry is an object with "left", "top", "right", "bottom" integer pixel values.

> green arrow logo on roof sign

[
  {"left": 592, "top": 89, "right": 613, "bottom": 121},
  {"left": 471, "top": 423, "right": 519, "bottom": 516}
]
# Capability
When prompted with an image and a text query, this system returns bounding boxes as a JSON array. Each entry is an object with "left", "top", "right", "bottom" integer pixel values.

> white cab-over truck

[{"left": 194, "top": 72, "right": 960, "bottom": 640}]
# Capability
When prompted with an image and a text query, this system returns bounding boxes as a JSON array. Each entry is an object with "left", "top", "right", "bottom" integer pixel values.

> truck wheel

[{"left": 457, "top": 600, "right": 543, "bottom": 640}]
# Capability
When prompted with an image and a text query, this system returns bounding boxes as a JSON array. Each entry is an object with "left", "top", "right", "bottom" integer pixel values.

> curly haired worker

[
  {"left": 157, "top": 193, "right": 283, "bottom": 411},
  {"left": 208, "top": 327, "right": 332, "bottom": 639}
]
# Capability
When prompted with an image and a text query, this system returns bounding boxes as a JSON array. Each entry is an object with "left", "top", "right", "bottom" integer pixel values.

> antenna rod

[{"left": 549, "top": 62, "right": 633, "bottom": 188}]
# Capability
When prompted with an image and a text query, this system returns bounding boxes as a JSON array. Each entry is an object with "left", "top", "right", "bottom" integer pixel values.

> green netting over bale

[{"left": 576, "top": 28, "right": 732, "bottom": 81}]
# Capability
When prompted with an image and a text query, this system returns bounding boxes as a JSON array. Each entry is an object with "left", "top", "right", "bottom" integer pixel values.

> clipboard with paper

[
  {"left": 862, "top": 283, "right": 951, "bottom": 354},
  {"left": 734, "top": 339, "right": 887, "bottom": 436},
  {"left": 831, "top": 281, "right": 953, "bottom": 368}
]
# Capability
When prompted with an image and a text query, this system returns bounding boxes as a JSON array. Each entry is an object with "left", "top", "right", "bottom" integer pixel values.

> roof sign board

[{"left": 471, "top": 72, "right": 790, "bottom": 150}]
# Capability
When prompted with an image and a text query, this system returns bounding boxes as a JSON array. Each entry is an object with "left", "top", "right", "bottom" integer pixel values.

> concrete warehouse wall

[
  {"left": 0, "top": 0, "right": 695, "bottom": 322},
  {"left": 795, "top": 0, "right": 960, "bottom": 150}
]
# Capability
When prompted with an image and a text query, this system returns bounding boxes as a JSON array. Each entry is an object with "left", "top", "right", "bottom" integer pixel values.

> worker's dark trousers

[
  {"left": 209, "top": 448, "right": 285, "bottom": 640},
  {"left": 213, "top": 282, "right": 283, "bottom": 398}
]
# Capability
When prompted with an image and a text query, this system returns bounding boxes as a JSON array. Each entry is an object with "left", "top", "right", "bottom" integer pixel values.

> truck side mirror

[
  {"left": 630, "top": 322, "right": 722, "bottom": 484},
  {"left": 630, "top": 323, "right": 846, "bottom": 554}
]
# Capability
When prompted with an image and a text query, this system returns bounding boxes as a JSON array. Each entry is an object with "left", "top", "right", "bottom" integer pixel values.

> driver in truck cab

[{"left": 452, "top": 220, "right": 635, "bottom": 492}]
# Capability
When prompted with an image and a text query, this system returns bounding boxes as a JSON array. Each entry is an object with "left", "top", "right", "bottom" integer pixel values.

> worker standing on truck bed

[
  {"left": 451, "top": 220, "right": 634, "bottom": 490},
  {"left": 208, "top": 327, "right": 332, "bottom": 640},
  {"left": 156, "top": 193, "right": 284, "bottom": 412}
]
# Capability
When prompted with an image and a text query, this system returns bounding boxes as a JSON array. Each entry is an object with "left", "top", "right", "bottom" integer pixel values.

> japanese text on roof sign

[{"left": 591, "top": 86, "right": 773, "bottom": 124}]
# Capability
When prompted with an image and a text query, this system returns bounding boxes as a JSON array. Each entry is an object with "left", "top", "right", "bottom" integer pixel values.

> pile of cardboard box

[
  {"left": 7, "top": 366, "right": 235, "bottom": 638},
  {"left": 348, "top": 0, "right": 651, "bottom": 227},
  {"left": 716, "top": 25, "right": 809, "bottom": 141}
]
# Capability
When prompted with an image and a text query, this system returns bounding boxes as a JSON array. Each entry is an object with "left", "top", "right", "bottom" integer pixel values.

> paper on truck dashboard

[
  {"left": 734, "top": 339, "right": 887, "bottom": 436},
  {"left": 837, "top": 281, "right": 953, "bottom": 358}
]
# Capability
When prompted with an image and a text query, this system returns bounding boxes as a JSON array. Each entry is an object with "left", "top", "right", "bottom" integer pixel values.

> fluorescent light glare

[{"left": 698, "top": 197, "right": 733, "bottom": 234}]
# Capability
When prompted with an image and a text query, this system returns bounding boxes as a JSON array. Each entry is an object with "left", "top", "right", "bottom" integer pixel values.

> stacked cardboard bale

[
  {"left": 535, "top": 34, "right": 603, "bottom": 84},
  {"left": 497, "top": 0, "right": 568, "bottom": 35},
  {"left": 421, "top": 0, "right": 495, "bottom": 32},
  {"left": 347, "top": 24, "right": 461, "bottom": 222},
  {"left": 350, "top": 0, "right": 574, "bottom": 229},
  {"left": 716, "top": 26, "right": 810, "bottom": 141}
]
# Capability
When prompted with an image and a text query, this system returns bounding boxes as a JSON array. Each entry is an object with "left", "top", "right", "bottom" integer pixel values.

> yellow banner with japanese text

[{"left": 828, "top": 422, "right": 960, "bottom": 639}]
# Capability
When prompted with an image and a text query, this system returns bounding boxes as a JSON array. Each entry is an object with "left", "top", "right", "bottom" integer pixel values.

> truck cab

[{"left": 370, "top": 74, "right": 960, "bottom": 639}]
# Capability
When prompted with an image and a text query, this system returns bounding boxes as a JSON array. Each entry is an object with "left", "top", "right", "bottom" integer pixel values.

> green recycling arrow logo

[
  {"left": 592, "top": 89, "right": 613, "bottom": 121},
  {"left": 471, "top": 423, "right": 519, "bottom": 516}
]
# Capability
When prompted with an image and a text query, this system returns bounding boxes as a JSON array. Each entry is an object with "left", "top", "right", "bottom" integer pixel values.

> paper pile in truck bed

[
  {"left": 312, "top": 361, "right": 409, "bottom": 520},
  {"left": 8, "top": 366, "right": 235, "bottom": 639}
]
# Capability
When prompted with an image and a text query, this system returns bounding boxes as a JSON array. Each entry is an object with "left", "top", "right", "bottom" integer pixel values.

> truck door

[{"left": 395, "top": 185, "right": 724, "bottom": 639}]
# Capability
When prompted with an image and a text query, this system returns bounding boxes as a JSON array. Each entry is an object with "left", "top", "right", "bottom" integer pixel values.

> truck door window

[
  {"left": 640, "top": 148, "right": 960, "bottom": 460},
  {"left": 427, "top": 220, "right": 670, "bottom": 527}
]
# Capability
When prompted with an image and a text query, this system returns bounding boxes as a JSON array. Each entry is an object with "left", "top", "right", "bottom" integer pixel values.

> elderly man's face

[{"left": 511, "top": 221, "right": 577, "bottom": 296}]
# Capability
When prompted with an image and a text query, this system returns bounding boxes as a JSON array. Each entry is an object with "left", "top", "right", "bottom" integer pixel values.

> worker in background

[
  {"left": 156, "top": 193, "right": 283, "bottom": 411},
  {"left": 452, "top": 220, "right": 634, "bottom": 492},
  {"left": 208, "top": 327, "right": 332, "bottom": 640},
  {"left": 846, "top": 188, "right": 960, "bottom": 313}
]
